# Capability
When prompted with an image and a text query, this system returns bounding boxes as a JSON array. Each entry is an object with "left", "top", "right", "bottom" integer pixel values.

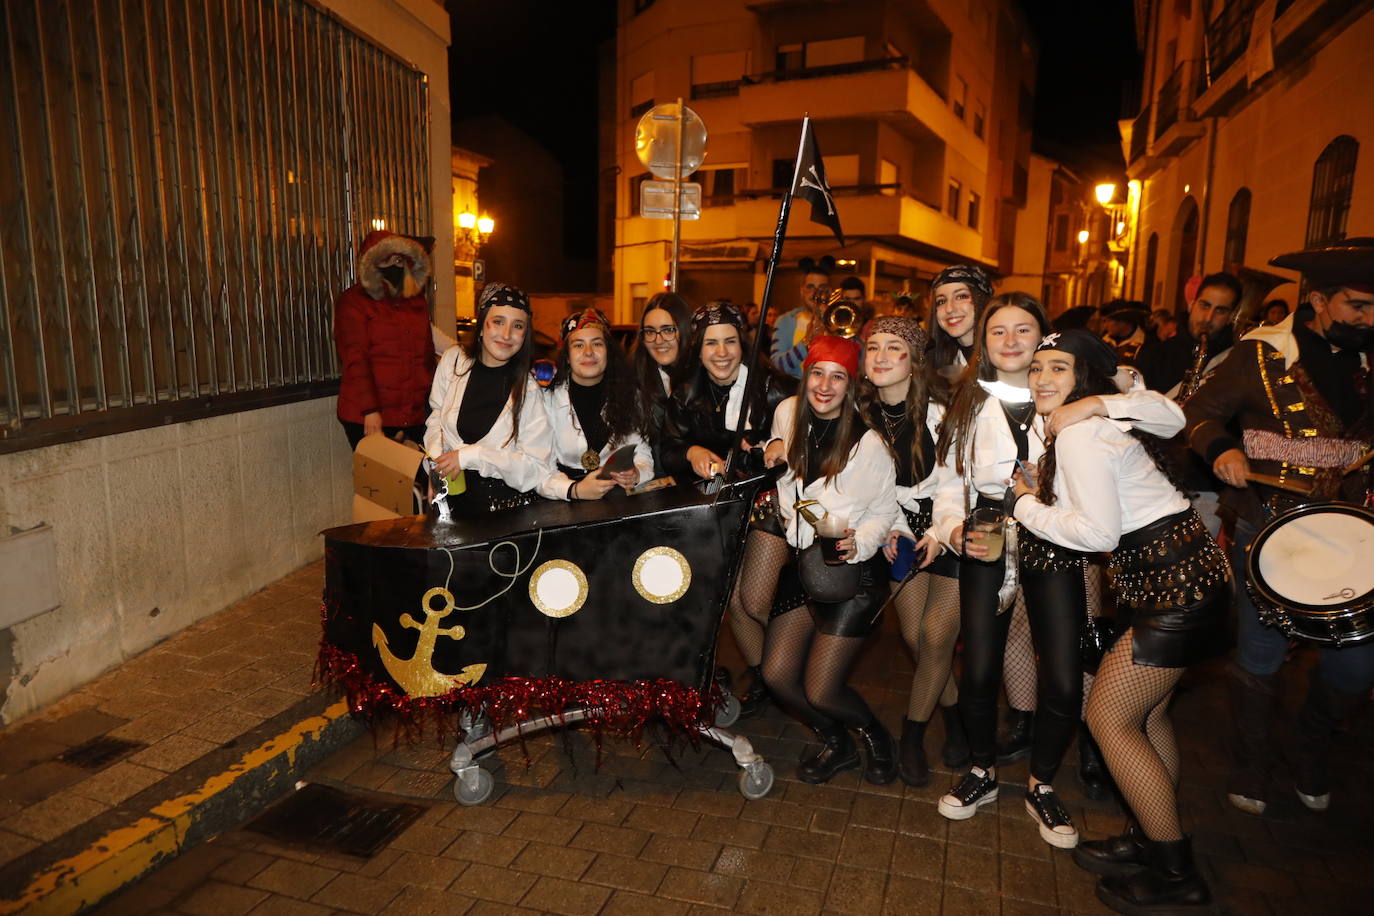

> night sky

[{"left": 447, "top": 0, "right": 1138, "bottom": 258}]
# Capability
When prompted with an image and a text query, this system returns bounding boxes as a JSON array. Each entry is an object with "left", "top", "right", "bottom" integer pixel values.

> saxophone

[{"left": 1177, "top": 331, "right": 1209, "bottom": 402}]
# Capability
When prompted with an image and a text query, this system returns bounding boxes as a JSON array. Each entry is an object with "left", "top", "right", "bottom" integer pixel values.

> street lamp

[
  {"left": 456, "top": 211, "right": 494, "bottom": 253},
  {"left": 1094, "top": 183, "right": 1116, "bottom": 205},
  {"left": 1077, "top": 229, "right": 1090, "bottom": 244}
]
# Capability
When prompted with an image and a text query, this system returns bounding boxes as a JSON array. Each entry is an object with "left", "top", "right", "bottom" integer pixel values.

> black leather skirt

[
  {"left": 1108, "top": 509, "right": 1232, "bottom": 668},
  {"left": 771, "top": 553, "right": 888, "bottom": 638}
]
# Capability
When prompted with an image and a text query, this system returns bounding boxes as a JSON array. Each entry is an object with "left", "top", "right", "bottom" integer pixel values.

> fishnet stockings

[
  {"left": 1081, "top": 558, "right": 1108, "bottom": 718},
  {"left": 761, "top": 606, "right": 875, "bottom": 730},
  {"left": 1085, "top": 630, "right": 1186, "bottom": 841},
  {"left": 1003, "top": 589, "right": 1037, "bottom": 712},
  {"left": 895, "top": 572, "right": 961, "bottom": 721},
  {"left": 728, "top": 529, "right": 790, "bottom": 667}
]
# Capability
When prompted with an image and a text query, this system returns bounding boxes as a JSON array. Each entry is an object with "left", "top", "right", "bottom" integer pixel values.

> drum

[{"left": 1246, "top": 502, "right": 1374, "bottom": 647}]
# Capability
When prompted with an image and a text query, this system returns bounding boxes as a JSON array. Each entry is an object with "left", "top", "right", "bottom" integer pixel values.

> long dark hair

[
  {"left": 552, "top": 324, "right": 648, "bottom": 443},
  {"left": 935, "top": 292, "right": 1052, "bottom": 475},
  {"left": 786, "top": 371, "right": 868, "bottom": 485},
  {"left": 634, "top": 292, "right": 695, "bottom": 399},
  {"left": 460, "top": 306, "right": 534, "bottom": 447},
  {"left": 856, "top": 334, "right": 936, "bottom": 481},
  {"left": 1033, "top": 332, "right": 1190, "bottom": 505}
]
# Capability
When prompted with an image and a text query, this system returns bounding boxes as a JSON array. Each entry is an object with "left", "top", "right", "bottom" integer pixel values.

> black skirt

[
  {"left": 771, "top": 553, "right": 888, "bottom": 638},
  {"left": 1108, "top": 509, "right": 1232, "bottom": 668},
  {"left": 442, "top": 474, "right": 539, "bottom": 515},
  {"left": 901, "top": 500, "right": 960, "bottom": 579}
]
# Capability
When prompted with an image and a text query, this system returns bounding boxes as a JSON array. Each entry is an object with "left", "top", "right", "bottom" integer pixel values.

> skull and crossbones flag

[{"left": 790, "top": 117, "right": 845, "bottom": 246}]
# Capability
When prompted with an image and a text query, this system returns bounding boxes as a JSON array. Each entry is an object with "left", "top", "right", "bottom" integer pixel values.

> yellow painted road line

[{"left": 0, "top": 700, "right": 350, "bottom": 916}]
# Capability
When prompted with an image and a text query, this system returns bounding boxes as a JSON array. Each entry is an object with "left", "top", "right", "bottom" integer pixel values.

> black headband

[
  {"left": 931, "top": 264, "right": 994, "bottom": 301},
  {"left": 1035, "top": 329, "right": 1119, "bottom": 379},
  {"left": 477, "top": 282, "right": 531, "bottom": 314},
  {"left": 691, "top": 301, "right": 745, "bottom": 332}
]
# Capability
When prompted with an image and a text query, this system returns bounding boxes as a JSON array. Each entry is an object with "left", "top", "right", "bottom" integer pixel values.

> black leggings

[{"left": 959, "top": 556, "right": 1084, "bottom": 783}]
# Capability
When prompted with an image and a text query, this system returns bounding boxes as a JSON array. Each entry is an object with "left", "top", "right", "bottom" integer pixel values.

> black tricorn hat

[{"left": 1269, "top": 237, "right": 1374, "bottom": 292}]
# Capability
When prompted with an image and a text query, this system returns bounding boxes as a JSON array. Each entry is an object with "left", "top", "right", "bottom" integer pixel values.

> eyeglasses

[{"left": 641, "top": 325, "right": 679, "bottom": 341}]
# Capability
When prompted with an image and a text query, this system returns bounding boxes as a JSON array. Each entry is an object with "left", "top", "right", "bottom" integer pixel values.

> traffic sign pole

[{"left": 670, "top": 99, "right": 685, "bottom": 292}]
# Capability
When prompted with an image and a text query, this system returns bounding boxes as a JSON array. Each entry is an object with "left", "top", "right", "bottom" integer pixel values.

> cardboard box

[{"left": 352, "top": 435, "right": 425, "bottom": 521}]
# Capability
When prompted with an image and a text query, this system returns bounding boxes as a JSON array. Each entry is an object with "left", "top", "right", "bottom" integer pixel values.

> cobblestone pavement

[{"left": 88, "top": 561, "right": 1374, "bottom": 916}]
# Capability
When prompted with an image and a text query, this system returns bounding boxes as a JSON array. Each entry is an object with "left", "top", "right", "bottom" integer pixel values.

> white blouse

[
  {"left": 891, "top": 402, "right": 956, "bottom": 542},
  {"left": 536, "top": 383, "right": 654, "bottom": 500},
  {"left": 1013, "top": 416, "right": 1190, "bottom": 552},
  {"left": 423, "top": 348, "right": 553, "bottom": 493},
  {"left": 771, "top": 396, "right": 898, "bottom": 563},
  {"left": 932, "top": 386, "right": 1185, "bottom": 547}
]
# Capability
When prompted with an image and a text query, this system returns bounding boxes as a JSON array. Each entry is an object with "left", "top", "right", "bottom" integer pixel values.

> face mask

[
  {"left": 1324, "top": 319, "right": 1374, "bottom": 352},
  {"left": 379, "top": 264, "right": 405, "bottom": 292}
]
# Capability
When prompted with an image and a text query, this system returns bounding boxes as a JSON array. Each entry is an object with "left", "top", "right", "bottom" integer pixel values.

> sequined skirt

[
  {"left": 901, "top": 500, "right": 959, "bottom": 579},
  {"left": 443, "top": 474, "right": 540, "bottom": 515},
  {"left": 1108, "top": 509, "right": 1232, "bottom": 668},
  {"left": 1019, "top": 527, "right": 1086, "bottom": 574}
]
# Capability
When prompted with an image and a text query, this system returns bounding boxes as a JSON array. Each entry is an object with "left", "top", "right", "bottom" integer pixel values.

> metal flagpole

[
  {"left": 728, "top": 116, "right": 812, "bottom": 469},
  {"left": 670, "top": 98, "right": 685, "bottom": 292}
]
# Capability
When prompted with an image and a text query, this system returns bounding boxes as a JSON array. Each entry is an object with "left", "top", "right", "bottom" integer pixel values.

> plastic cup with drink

[{"left": 966, "top": 506, "right": 1006, "bottom": 561}]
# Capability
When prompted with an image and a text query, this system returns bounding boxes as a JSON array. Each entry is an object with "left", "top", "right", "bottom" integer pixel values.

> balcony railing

[
  {"left": 735, "top": 182, "right": 903, "bottom": 201},
  {"left": 1201, "top": 0, "right": 1258, "bottom": 93},
  {"left": 690, "top": 80, "right": 741, "bottom": 100},
  {"left": 1129, "top": 103, "right": 1151, "bottom": 163},
  {"left": 745, "top": 55, "right": 908, "bottom": 85},
  {"left": 1154, "top": 63, "right": 1189, "bottom": 140}
]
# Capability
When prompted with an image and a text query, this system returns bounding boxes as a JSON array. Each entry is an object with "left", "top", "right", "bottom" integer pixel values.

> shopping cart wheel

[
  {"left": 714, "top": 693, "right": 742, "bottom": 728},
  {"left": 453, "top": 767, "right": 494, "bottom": 806},
  {"left": 738, "top": 761, "right": 774, "bottom": 800}
]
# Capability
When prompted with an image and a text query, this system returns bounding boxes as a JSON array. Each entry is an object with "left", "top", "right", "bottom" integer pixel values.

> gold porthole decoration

[
  {"left": 528, "top": 559, "right": 589, "bottom": 618},
  {"left": 633, "top": 547, "right": 692, "bottom": 604}
]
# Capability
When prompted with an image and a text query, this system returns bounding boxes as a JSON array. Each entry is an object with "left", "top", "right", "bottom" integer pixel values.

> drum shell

[{"left": 1244, "top": 502, "right": 1374, "bottom": 648}]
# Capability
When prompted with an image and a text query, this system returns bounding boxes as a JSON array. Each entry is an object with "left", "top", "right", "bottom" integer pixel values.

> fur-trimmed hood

[{"left": 358, "top": 230, "right": 433, "bottom": 300}]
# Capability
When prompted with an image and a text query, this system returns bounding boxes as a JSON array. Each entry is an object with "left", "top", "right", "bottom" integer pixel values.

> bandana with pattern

[
  {"left": 691, "top": 301, "right": 745, "bottom": 332},
  {"left": 861, "top": 316, "right": 928, "bottom": 361},
  {"left": 560, "top": 307, "right": 611, "bottom": 340},
  {"left": 930, "top": 264, "right": 994, "bottom": 302},
  {"left": 477, "top": 281, "right": 531, "bottom": 314}
]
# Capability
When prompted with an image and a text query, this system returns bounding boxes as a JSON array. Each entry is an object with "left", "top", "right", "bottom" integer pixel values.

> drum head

[{"left": 1251, "top": 504, "right": 1374, "bottom": 611}]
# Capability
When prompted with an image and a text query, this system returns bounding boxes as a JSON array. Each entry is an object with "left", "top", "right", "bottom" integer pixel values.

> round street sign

[{"left": 635, "top": 103, "right": 707, "bottom": 180}]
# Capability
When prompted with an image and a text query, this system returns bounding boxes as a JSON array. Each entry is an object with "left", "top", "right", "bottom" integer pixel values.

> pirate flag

[{"left": 790, "top": 117, "right": 845, "bottom": 246}]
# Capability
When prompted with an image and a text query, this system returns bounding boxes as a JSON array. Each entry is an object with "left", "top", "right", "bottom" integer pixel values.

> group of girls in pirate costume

[{"left": 427, "top": 274, "right": 1229, "bottom": 915}]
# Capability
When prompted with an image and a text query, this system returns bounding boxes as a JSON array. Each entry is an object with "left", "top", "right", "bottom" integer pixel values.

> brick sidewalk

[{"left": 88, "top": 561, "right": 1374, "bottom": 916}]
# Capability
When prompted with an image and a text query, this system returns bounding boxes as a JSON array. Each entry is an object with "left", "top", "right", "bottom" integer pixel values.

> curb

[{"left": 0, "top": 699, "right": 363, "bottom": 915}]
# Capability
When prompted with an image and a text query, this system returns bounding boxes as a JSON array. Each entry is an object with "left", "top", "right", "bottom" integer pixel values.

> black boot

[
  {"left": 738, "top": 665, "right": 770, "bottom": 719},
  {"left": 898, "top": 719, "right": 930, "bottom": 787},
  {"left": 1073, "top": 822, "right": 1148, "bottom": 877},
  {"left": 1291, "top": 673, "right": 1366, "bottom": 811},
  {"left": 855, "top": 719, "right": 897, "bottom": 785},
  {"left": 995, "top": 708, "right": 1034, "bottom": 765},
  {"left": 1227, "top": 665, "right": 1279, "bottom": 816},
  {"left": 1097, "top": 836, "right": 1211, "bottom": 914},
  {"left": 1077, "top": 721, "right": 1113, "bottom": 801},
  {"left": 940, "top": 703, "right": 971, "bottom": 768},
  {"left": 798, "top": 724, "right": 860, "bottom": 784}
]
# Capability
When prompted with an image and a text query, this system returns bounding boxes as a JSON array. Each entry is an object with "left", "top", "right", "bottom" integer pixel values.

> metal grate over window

[
  {"left": 1305, "top": 135, "right": 1357, "bottom": 250},
  {"left": 0, "top": 0, "right": 431, "bottom": 452}
]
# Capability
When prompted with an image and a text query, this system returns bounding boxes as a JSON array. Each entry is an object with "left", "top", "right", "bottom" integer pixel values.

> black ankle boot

[
  {"left": 940, "top": 703, "right": 971, "bottom": 768},
  {"left": 898, "top": 719, "right": 930, "bottom": 787},
  {"left": 798, "top": 725, "right": 860, "bottom": 784},
  {"left": 1097, "top": 836, "right": 1211, "bottom": 914},
  {"left": 1077, "top": 722, "right": 1113, "bottom": 801},
  {"left": 855, "top": 719, "right": 897, "bottom": 785},
  {"left": 1073, "top": 823, "right": 1148, "bottom": 877},
  {"left": 738, "top": 665, "right": 770, "bottom": 719},
  {"left": 996, "top": 709, "right": 1034, "bottom": 765}
]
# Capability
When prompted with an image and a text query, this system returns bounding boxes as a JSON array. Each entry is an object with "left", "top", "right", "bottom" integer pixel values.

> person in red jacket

[{"left": 334, "top": 231, "right": 439, "bottom": 449}]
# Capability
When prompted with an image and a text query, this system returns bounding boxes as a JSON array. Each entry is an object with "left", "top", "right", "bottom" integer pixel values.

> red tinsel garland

[{"left": 314, "top": 635, "right": 723, "bottom": 751}]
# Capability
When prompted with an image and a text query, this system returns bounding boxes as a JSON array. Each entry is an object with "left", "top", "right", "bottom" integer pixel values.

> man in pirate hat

[{"left": 1183, "top": 237, "right": 1374, "bottom": 818}]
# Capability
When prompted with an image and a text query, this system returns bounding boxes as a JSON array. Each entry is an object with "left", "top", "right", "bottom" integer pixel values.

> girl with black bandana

[
  {"left": 659, "top": 301, "right": 794, "bottom": 714},
  {"left": 1011, "top": 330, "right": 1226, "bottom": 913},
  {"left": 858, "top": 316, "right": 969, "bottom": 785},
  {"left": 538, "top": 309, "right": 654, "bottom": 500},
  {"left": 425, "top": 283, "right": 552, "bottom": 514}
]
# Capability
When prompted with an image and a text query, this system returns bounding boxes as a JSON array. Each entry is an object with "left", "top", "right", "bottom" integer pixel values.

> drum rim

[{"left": 1247, "top": 501, "right": 1374, "bottom": 616}]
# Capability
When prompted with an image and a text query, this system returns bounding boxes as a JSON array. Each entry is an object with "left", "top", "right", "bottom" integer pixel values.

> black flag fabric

[{"left": 790, "top": 118, "right": 845, "bottom": 246}]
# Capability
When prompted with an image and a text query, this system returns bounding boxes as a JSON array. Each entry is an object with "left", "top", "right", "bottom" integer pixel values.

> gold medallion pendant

[{"left": 580, "top": 449, "right": 600, "bottom": 471}]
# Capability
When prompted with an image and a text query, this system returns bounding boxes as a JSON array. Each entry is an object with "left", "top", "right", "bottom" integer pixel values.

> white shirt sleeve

[
  {"left": 424, "top": 348, "right": 461, "bottom": 458},
  {"left": 1101, "top": 388, "right": 1186, "bottom": 439},
  {"left": 849, "top": 434, "right": 899, "bottom": 563},
  {"left": 1013, "top": 423, "right": 1123, "bottom": 552}
]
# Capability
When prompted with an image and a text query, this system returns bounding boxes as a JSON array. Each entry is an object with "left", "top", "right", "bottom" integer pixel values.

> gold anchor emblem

[{"left": 371, "top": 587, "right": 487, "bottom": 697}]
